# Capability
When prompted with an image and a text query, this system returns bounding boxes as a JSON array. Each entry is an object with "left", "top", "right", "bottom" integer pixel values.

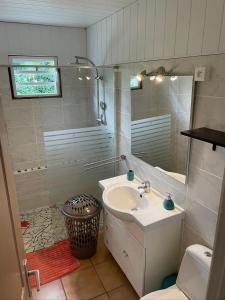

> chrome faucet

[{"left": 138, "top": 180, "right": 151, "bottom": 197}]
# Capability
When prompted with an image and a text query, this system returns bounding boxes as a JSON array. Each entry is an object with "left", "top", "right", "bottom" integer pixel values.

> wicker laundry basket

[{"left": 62, "top": 194, "right": 102, "bottom": 259}]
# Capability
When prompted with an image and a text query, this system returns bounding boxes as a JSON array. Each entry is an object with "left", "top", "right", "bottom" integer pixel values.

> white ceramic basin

[
  {"left": 100, "top": 175, "right": 184, "bottom": 228},
  {"left": 102, "top": 182, "right": 149, "bottom": 221}
]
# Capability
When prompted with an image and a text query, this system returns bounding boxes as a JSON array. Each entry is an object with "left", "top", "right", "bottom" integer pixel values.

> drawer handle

[{"left": 122, "top": 250, "right": 128, "bottom": 257}]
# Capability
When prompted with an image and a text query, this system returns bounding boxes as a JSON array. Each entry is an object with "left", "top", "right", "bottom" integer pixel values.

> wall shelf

[{"left": 181, "top": 127, "right": 225, "bottom": 151}]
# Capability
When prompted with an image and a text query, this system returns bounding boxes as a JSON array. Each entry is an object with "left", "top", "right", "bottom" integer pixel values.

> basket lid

[{"left": 62, "top": 194, "right": 101, "bottom": 218}]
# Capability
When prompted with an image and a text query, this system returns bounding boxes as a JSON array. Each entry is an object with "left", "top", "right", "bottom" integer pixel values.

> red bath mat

[{"left": 26, "top": 240, "right": 80, "bottom": 287}]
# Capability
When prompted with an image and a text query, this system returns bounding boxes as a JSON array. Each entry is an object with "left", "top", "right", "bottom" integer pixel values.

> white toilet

[{"left": 141, "top": 244, "right": 212, "bottom": 300}]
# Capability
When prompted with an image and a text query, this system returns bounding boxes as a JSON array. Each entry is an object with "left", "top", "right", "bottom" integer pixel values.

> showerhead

[
  {"left": 75, "top": 57, "right": 79, "bottom": 64},
  {"left": 73, "top": 56, "right": 103, "bottom": 81}
]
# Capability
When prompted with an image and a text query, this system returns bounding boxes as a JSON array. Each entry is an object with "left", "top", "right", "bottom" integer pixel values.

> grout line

[
  {"left": 217, "top": 0, "right": 225, "bottom": 53},
  {"left": 90, "top": 259, "right": 107, "bottom": 294},
  {"left": 90, "top": 255, "right": 129, "bottom": 297},
  {"left": 90, "top": 256, "right": 126, "bottom": 296},
  {"left": 60, "top": 278, "right": 68, "bottom": 300},
  {"left": 89, "top": 291, "right": 109, "bottom": 300}
]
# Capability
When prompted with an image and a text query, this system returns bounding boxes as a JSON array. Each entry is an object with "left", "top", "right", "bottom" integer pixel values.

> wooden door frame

[{"left": 207, "top": 168, "right": 225, "bottom": 300}]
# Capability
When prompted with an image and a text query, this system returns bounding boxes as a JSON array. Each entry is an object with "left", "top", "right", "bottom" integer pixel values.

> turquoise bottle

[
  {"left": 127, "top": 170, "right": 134, "bottom": 181},
  {"left": 163, "top": 193, "right": 175, "bottom": 210}
]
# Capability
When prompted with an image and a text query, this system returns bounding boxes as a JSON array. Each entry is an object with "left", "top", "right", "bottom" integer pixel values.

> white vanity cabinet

[{"left": 103, "top": 208, "right": 183, "bottom": 297}]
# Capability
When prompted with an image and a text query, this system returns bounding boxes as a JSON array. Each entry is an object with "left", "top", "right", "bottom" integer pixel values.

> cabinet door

[
  {"left": 115, "top": 220, "right": 145, "bottom": 296},
  {"left": 104, "top": 210, "right": 145, "bottom": 296}
]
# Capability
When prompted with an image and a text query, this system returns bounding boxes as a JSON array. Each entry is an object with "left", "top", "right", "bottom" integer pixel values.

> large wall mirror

[{"left": 131, "top": 73, "right": 194, "bottom": 184}]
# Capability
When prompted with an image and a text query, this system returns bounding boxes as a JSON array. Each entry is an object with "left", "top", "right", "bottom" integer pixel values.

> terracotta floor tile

[
  {"left": 62, "top": 266, "right": 105, "bottom": 300},
  {"left": 79, "top": 258, "right": 93, "bottom": 270},
  {"left": 91, "top": 294, "right": 110, "bottom": 300},
  {"left": 95, "top": 258, "right": 128, "bottom": 292},
  {"left": 108, "top": 284, "right": 139, "bottom": 300},
  {"left": 32, "top": 279, "right": 66, "bottom": 300},
  {"left": 91, "top": 237, "right": 112, "bottom": 265}
]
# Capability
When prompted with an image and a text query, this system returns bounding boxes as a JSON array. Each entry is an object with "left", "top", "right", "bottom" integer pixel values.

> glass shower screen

[{"left": 43, "top": 66, "right": 116, "bottom": 243}]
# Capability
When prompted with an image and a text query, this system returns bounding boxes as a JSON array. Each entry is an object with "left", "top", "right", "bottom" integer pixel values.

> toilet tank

[{"left": 176, "top": 244, "right": 212, "bottom": 300}]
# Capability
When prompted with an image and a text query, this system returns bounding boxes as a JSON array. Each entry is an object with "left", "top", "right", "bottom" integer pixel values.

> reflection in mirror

[{"left": 131, "top": 75, "right": 194, "bottom": 184}]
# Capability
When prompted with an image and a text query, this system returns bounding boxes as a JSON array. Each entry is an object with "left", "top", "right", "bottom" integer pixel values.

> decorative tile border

[{"left": 14, "top": 165, "right": 48, "bottom": 175}]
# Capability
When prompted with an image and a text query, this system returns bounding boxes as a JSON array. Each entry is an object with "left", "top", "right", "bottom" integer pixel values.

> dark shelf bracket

[{"left": 212, "top": 144, "right": 216, "bottom": 151}]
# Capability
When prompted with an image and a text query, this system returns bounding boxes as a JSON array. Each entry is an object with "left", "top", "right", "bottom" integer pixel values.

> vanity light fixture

[
  {"left": 136, "top": 74, "right": 143, "bottom": 82},
  {"left": 170, "top": 75, "right": 178, "bottom": 81},
  {"left": 136, "top": 70, "right": 147, "bottom": 82},
  {"left": 156, "top": 75, "right": 164, "bottom": 82},
  {"left": 135, "top": 67, "right": 178, "bottom": 83}
]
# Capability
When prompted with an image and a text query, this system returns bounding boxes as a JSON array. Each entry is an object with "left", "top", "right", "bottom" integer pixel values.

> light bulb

[
  {"left": 78, "top": 76, "right": 83, "bottom": 81},
  {"left": 136, "top": 74, "right": 142, "bottom": 82},
  {"left": 86, "top": 76, "right": 91, "bottom": 80},
  {"left": 149, "top": 75, "right": 156, "bottom": 81},
  {"left": 170, "top": 76, "right": 178, "bottom": 81},
  {"left": 156, "top": 75, "right": 163, "bottom": 82}
]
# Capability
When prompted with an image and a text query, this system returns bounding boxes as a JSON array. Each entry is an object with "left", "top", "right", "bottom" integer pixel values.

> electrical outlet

[{"left": 194, "top": 66, "right": 207, "bottom": 81}]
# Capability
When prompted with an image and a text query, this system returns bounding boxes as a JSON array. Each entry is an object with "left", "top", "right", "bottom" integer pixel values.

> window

[
  {"left": 8, "top": 56, "right": 62, "bottom": 99},
  {"left": 130, "top": 76, "right": 142, "bottom": 90}
]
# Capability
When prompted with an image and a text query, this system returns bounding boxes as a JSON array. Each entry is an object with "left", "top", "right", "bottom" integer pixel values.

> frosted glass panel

[{"left": 43, "top": 125, "right": 115, "bottom": 206}]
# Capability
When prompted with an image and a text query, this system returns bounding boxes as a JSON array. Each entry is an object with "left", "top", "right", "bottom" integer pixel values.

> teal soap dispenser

[{"left": 163, "top": 193, "right": 175, "bottom": 210}]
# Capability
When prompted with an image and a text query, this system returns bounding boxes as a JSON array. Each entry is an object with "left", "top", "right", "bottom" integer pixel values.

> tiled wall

[
  {"left": 0, "top": 67, "right": 97, "bottom": 212},
  {"left": 0, "top": 22, "right": 89, "bottom": 212},
  {"left": 114, "top": 54, "right": 225, "bottom": 252}
]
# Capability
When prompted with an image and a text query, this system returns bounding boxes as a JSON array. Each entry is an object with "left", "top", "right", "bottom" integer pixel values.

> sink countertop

[{"left": 99, "top": 175, "right": 184, "bottom": 230}]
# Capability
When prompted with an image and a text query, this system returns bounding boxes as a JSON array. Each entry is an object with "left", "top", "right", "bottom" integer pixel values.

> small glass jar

[{"left": 127, "top": 170, "right": 134, "bottom": 181}]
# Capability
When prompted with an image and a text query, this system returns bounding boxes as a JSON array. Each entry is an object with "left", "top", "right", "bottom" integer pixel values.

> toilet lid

[{"left": 140, "top": 285, "right": 189, "bottom": 300}]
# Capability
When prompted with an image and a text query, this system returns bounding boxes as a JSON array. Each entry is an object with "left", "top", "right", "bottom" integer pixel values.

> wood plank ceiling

[{"left": 0, "top": 0, "right": 136, "bottom": 27}]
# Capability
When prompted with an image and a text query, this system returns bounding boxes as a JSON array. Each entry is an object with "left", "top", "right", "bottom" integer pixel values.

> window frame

[{"left": 8, "top": 55, "right": 62, "bottom": 100}]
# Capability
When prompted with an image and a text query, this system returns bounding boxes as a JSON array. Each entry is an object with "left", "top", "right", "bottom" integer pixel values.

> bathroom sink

[
  {"left": 100, "top": 175, "right": 184, "bottom": 227},
  {"left": 102, "top": 183, "right": 149, "bottom": 221}
]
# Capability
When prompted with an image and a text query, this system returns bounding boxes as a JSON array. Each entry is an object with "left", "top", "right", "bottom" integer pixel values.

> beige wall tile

[
  {"left": 8, "top": 127, "right": 36, "bottom": 147},
  {"left": 3, "top": 105, "right": 33, "bottom": 128},
  {"left": 185, "top": 199, "right": 218, "bottom": 248},
  {"left": 11, "top": 143, "right": 38, "bottom": 164},
  {"left": 187, "top": 165, "right": 223, "bottom": 213}
]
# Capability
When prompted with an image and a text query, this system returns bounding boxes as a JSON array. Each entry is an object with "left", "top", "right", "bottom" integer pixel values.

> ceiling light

[
  {"left": 150, "top": 75, "right": 156, "bottom": 81},
  {"left": 156, "top": 75, "right": 164, "bottom": 82},
  {"left": 170, "top": 76, "right": 178, "bottom": 81}
]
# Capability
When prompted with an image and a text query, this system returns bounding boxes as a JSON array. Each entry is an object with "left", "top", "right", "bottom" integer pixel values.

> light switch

[{"left": 194, "top": 66, "right": 207, "bottom": 81}]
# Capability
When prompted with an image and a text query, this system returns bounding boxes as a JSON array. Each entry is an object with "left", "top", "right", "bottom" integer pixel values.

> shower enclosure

[{"left": 0, "top": 61, "right": 117, "bottom": 253}]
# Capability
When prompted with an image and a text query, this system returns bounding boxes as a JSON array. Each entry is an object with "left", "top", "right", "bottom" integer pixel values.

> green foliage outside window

[{"left": 9, "top": 56, "right": 61, "bottom": 98}]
